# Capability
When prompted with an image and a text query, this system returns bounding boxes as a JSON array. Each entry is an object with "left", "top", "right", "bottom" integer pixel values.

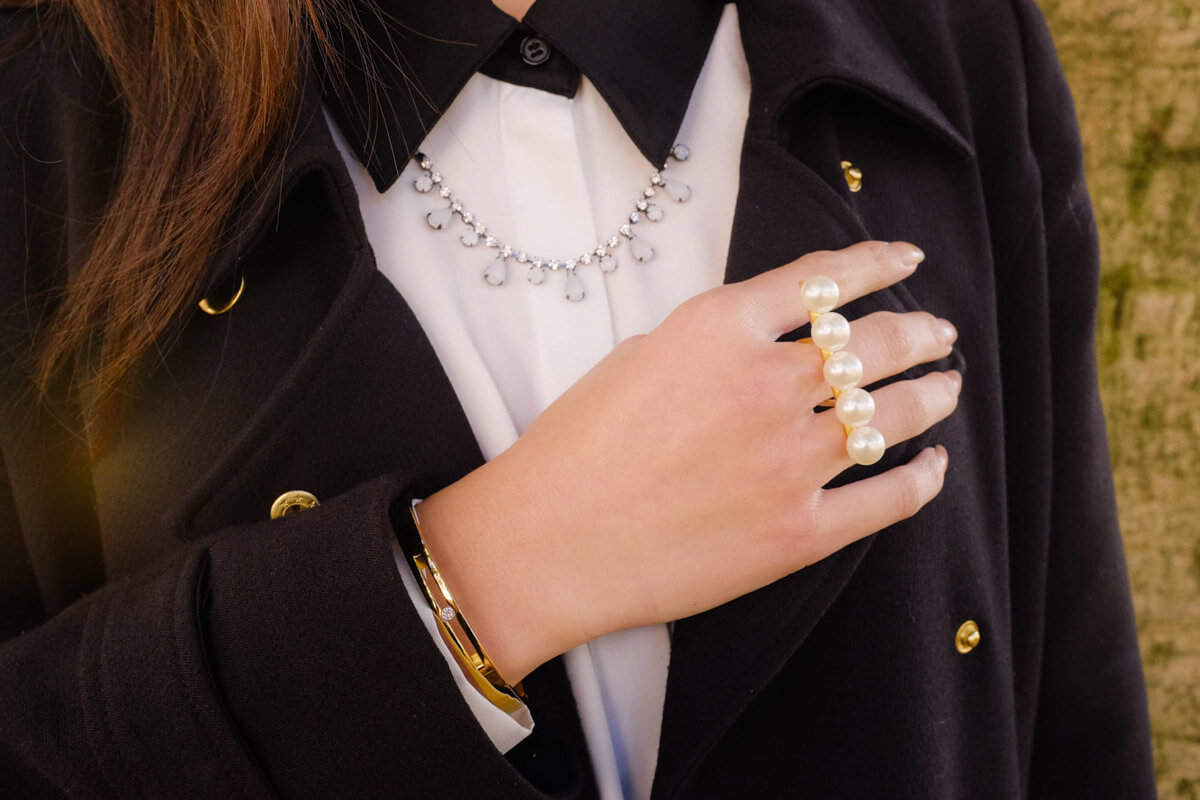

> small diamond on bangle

[{"left": 439, "top": 606, "right": 456, "bottom": 622}]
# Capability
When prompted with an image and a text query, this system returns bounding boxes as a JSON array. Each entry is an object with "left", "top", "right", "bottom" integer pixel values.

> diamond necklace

[{"left": 411, "top": 144, "right": 692, "bottom": 302}]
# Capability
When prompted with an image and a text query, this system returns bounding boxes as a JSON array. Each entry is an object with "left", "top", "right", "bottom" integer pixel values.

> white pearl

[
  {"left": 801, "top": 275, "right": 839, "bottom": 314},
  {"left": 823, "top": 350, "right": 863, "bottom": 390},
  {"left": 811, "top": 312, "right": 851, "bottom": 352},
  {"left": 835, "top": 387, "right": 875, "bottom": 427},
  {"left": 846, "top": 426, "right": 886, "bottom": 465}
]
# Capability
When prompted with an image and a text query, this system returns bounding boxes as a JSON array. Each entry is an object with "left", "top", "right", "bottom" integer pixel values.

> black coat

[{"left": 0, "top": 0, "right": 1156, "bottom": 797}]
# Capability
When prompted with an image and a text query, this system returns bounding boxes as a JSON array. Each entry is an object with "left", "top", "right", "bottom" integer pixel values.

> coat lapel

[{"left": 653, "top": 2, "right": 973, "bottom": 795}]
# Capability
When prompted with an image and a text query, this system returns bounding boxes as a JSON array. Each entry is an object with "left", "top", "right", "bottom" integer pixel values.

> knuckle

[
  {"left": 737, "top": 358, "right": 794, "bottom": 414},
  {"left": 894, "top": 468, "right": 929, "bottom": 519},
  {"left": 676, "top": 285, "right": 747, "bottom": 332},
  {"left": 899, "top": 383, "right": 932, "bottom": 424},
  {"left": 881, "top": 315, "right": 919, "bottom": 363},
  {"left": 798, "top": 249, "right": 842, "bottom": 281},
  {"left": 939, "top": 373, "right": 962, "bottom": 410},
  {"left": 866, "top": 240, "right": 898, "bottom": 270}
]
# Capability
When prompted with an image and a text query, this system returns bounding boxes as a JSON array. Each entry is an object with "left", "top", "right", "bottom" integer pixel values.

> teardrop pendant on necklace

[
  {"left": 484, "top": 255, "right": 507, "bottom": 286},
  {"left": 599, "top": 254, "right": 619, "bottom": 273},
  {"left": 662, "top": 180, "right": 691, "bottom": 203},
  {"left": 630, "top": 235, "right": 655, "bottom": 263},
  {"left": 427, "top": 206, "right": 454, "bottom": 230},
  {"left": 564, "top": 270, "right": 586, "bottom": 302}
]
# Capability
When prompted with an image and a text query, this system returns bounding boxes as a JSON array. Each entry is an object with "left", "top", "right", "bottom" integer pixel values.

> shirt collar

[{"left": 321, "top": 0, "right": 726, "bottom": 192}]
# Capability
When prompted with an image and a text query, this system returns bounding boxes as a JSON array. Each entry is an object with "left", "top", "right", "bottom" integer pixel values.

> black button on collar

[{"left": 520, "top": 36, "right": 551, "bottom": 66}]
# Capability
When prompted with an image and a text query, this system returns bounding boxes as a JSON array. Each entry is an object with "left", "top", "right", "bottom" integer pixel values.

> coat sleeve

[
  {"left": 1009, "top": 2, "right": 1157, "bottom": 796},
  {"left": 0, "top": 468, "right": 555, "bottom": 798}
]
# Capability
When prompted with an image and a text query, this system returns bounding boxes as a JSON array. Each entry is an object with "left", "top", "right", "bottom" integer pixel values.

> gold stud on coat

[{"left": 840, "top": 160, "right": 863, "bottom": 193}]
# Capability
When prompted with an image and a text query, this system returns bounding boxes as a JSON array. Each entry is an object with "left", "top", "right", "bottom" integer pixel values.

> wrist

[{"left": 416, "top": 460, "right": 576, "bottom": 683}]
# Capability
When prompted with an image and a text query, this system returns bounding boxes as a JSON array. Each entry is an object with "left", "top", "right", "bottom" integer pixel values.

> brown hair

[{"left": 8, "top": 0, "right": 346, "bottom": 434}]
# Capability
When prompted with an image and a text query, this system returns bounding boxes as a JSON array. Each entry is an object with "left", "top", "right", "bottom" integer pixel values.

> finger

[
  {"left": 738, "top": 240, "right": 926, "bottom": 337},
  {"left": 849, "top": 310, "right": 957, "bottom": 388},
  {"left": 788, "top": 310, "right": 957, "bottom": 408},
  {"left": 797, "top": 446, "right": 949, "bottom": 564},
  {"left": 805, "top": 371, "right": 962, "bottom": 479}
]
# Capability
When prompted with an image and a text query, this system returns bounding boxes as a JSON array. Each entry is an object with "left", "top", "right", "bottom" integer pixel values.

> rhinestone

[
  {"left": 607, "top": 235, "right": 620, "bottom": 248},
  {"left": 516, "top": 251, "right": 529, "bottom": 263},
  {"left": 439, "top": 186, "right": 452, "bottom": 198},
  {"left": 636, "top": 199, "right": 649, "bottom": 211},
  {"left": 548, "top": 259, "right": 561, "bottom": 270},
  {"left": 419, "top": 156, "right": 433, "bottom": 170},
  {"left": 532, "top": 258, "right": 544, "bottom": 268},
  {"left": 579, "top": 253, "right": 592, "bottom": 265},
  {"left": 645, "top": 204, "right": 664, "bottom": 222},
  {"left": 564, "top": 258, "right": 576, "bottom": 271},
  {"left": 451, "top": 201, "right": 462, "bottom": 212},
  {"left": 431, "top": 172, "right": 442, "bottom": 183},
  {"left": 473, "top": 223, "right": 486, "bottom": 235},
  {"left": 619, "top": 224, "right": 634, "bottom": 238},
  {"left": 414, "top": 174, "right": 434, "bottom": 193},
  {"left": 460, "top": 229, "right": 479, "bottom": 247},
  {"left": 599, "top": 254, "right": 618, "bottom": 272},
  {"left": 527, "top": 265, "right": 547, "bottom": 284},
  {"left": 439, "top": 606, "right": 456, "bottom": 622},
  {"left": 630, "top": 211, "right": 642, "bottom": 224},
  {"left": 650, "top": 173, "right": 662, "bottom": 185},
  {"left": 462, "top": 211, "right": 474, "bottom": 223},
  {"left": 500, "top": 244, "right": 513, "bottom": 257},
  {"left": 663, "top": 180, "right": 691, "bottom": 202},
  {"left": 565, "top": 271, "right": 586, "bottom": 302},
  {"left": 595, "top": 245, "right": 607, "bottom": 257},
  {"left": 426, "top": 207, "right": 454, "bottom": 230},
  {"left": 485, "top": 236, "right": 498, "bottom": 248},
  {"left": 630, "top": 235, "right": 654, "bottom": 263},
  {"left": 671, "top": 143, "right": 690, "bottom": 161},
  {"left": 484, "top": 255, "right": 506, "bottom": 286},
  {"left": 643, "top": 187, "right": 656, "bottom": 198}
]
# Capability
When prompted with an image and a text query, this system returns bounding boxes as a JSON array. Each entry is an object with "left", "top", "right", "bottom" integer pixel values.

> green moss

[
  {"left": 1148, "top": 639, "right": 1180, "bottom": 667},
  {"left": 1192, "top": 538, "right": 1200, "bottom": 593},
  {"left": 1126, "top": 106, "right": 1176, "bottom": 215},
  {"left": 1098, "top": 261, "right": 1136, "bottom": 367}
]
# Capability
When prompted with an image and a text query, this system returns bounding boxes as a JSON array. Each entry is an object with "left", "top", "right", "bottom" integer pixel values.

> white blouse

[{"left": 332, "top": 6, "right": 749, "bottom": 797}]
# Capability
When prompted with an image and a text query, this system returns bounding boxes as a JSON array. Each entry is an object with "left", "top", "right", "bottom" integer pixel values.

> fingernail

[
  {"left": 889, "top": 242, "right": 925, "bottom": 269},
  {"left": 935, "top": 445, "right": 949, "bottom": 470},
  {"left": 946, "top": 370, "right": 963, "bottom": 393},
  {"left": 935, "top": 318, "right": 957, "bottom": 347}
]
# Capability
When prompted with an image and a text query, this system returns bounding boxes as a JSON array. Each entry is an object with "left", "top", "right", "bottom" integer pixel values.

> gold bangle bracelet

[{"left": 409, "top": 505, "right": 526, "bottom": 713}]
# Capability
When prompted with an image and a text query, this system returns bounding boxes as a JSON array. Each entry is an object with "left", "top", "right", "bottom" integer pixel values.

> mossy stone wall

[{"left": 1037, "top": 1, "right": 1200, "bottom": 795}]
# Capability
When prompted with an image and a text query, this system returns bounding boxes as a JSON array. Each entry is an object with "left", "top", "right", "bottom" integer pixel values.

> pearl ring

[{"left": 800, "top": 275, "right": 886, "bottom": 466}]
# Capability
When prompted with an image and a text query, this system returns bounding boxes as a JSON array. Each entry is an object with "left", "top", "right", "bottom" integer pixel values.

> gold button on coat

[
  {"left": 955, "top": 620, "right": 982, "bottom": 654},
  {"left": 270, "top": 490, "right": 320, "bottom": 519},
  {"left": 840, "top": 160, "right": 863, "bottom": 192}
]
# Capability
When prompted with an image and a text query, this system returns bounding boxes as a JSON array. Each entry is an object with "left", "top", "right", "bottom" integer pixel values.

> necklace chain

[{"left": 412, "top": 144, "right": 692, "bottom": 302}]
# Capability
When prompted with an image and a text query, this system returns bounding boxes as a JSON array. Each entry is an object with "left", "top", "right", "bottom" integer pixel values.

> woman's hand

[{"left": 418, "top": 241, "right": 960, "bottom": 682}]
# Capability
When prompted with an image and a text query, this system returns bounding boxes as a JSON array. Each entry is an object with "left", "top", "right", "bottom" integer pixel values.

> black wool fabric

[{"left": 0, "top": 0, "right": 1155, "bottom": 797}]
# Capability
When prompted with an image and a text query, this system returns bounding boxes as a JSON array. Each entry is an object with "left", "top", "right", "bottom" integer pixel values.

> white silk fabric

[{"left": 337, "top": 7, "right": 749, "bottom": 797}]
